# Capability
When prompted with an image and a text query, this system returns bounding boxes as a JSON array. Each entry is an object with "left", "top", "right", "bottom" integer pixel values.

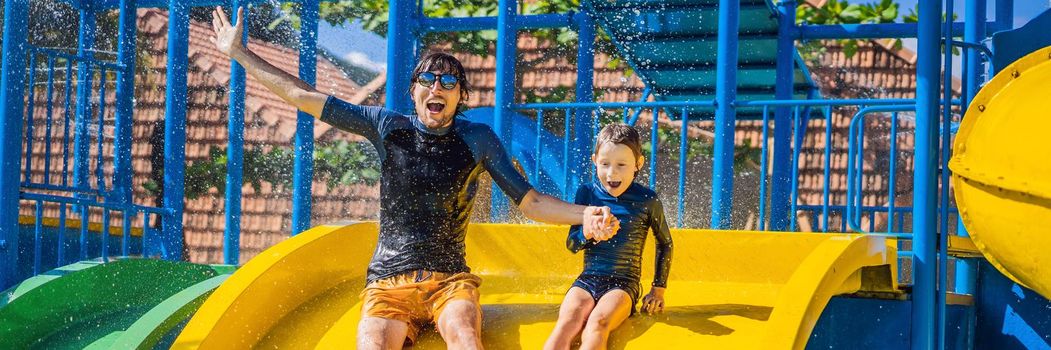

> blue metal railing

[
  {"left": 515, "top": 100, "right": 716, "bottom": 227},
  {"left": 741, "top": 99, "right": 915, "bottom": 232},
  {"left": 22, "top": 192, "right": 169, "bottom": 274},
  {"left": 513, "top": 98, "right": 950, "bottom": 231},
  {"left": 22, "top": 47, "right": 126, "bottom": 197},
  {"left": 843, "top": 105, "right": 963, "bottom": 238},
  {"left": 18, "top": 46, "right": 168, "bottom": 279},
  {"left": 845, "top": 105, "right": 916, "bottom": 234}
]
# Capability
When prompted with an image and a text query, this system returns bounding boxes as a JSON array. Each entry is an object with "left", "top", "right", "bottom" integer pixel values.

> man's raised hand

[{"left": 210, "top": 7, "right": 244, "bottom": 57}]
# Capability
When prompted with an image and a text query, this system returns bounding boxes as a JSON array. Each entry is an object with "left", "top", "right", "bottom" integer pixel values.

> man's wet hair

[
  {"left": 409, "top": 51, "right": 471, "bottom": 112},
  {"left": 595, "top": 123, "right": 643, "bottom": 160}
]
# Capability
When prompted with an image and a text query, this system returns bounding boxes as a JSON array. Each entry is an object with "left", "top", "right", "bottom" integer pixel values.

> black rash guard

[
  {"left": 320, "top": 97, "right": 534, "bottom": 284},
  {"left": 567, "top": 181, "right": 673, "bottom": 288}
]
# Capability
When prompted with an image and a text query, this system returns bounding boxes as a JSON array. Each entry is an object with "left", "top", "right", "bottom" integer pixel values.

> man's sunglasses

[{"left": 416, "top": 72, "right": 460, "bottom": 90}]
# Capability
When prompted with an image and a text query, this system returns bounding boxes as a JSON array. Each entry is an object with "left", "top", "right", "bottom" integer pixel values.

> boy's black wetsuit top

[
  {"left": 321, "top": 97, "right": 533, "bottom": 284},
  {"left": 567, "top": 180, "right": 673, "bottom": 289}
]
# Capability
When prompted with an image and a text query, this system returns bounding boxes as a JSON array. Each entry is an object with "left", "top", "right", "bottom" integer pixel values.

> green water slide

[{"left": 0, "top": 258, "right": 233, "bottom": 349}]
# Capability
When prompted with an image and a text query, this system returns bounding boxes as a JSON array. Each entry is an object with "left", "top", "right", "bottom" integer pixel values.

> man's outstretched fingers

[
  {"left": 234, "top": 7, "right": 244, "bottom": 28},
  {"left": 214, "top": 6, "right": 228, "bottom": 27}
]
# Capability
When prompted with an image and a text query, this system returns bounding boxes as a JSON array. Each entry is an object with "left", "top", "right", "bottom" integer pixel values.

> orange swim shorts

[{"left": 360, "top": 270, "right": 482, "bottom": 343}]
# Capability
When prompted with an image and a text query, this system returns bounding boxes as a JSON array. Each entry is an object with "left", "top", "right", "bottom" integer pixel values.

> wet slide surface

[{"left": 176, "top": 222, "right": 897, "bottom": 349}]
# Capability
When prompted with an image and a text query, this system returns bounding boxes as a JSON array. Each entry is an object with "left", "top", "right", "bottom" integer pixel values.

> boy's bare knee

[{"left": 585, "top": 314, "right": 613, "bottom": 333}]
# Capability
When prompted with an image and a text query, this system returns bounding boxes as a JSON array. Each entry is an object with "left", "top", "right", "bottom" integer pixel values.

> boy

[{"left": 544, "top": 123, "right": 674, "bottom": 350}]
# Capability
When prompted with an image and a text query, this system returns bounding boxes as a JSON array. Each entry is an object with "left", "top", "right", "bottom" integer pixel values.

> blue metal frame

[
  {"left": 162, "top": 0, "right": 188, "bottom": 260},
  {"left": 572, "top": 11, "right": 596, "bottom": 203},
  {"left": 291, "top": 0, "right": 320, "bottom": 235},
  {"left": 112, "top": 0, "right": 137, "bottom": 205},
  {"left": 73, "top": 8, "right": 97, "bottom": 195},
  {"left": 770, "top": 0, "right": 797, "bottom": 231},
  {"left": 912, "top": 0, "right": 942, "bottom": 347},
  {"left": 710, "top": 0, "right": 740, "bottom": 229},
  {"left": 224, "top": 2, "right": 249, "bottom": 263},
  {"left": 957, "top": 0, "right": 987, "bottom": 297},
  {"left": 386, "top": 0, "right": 417, "bottom": 114},
  {"left": 937, "top": 2, "right": 957, "bottom": 347},
  {"left": 490, "top": 0, "right": 518, "bottom": 221},
  {"left": 420, "top": 13, "right": 573, "bottom": 32},
  {"left": 0, "top": 0, "right": 30, "bottom": 289},
  {"left": 73, "top": 6, "right": 96, "bottom": 194},
  {"left": 798, "top": 21, "right": 993, "bottom": 40},
  {"left": 845, "top": 105, "right": 916, "bottom": 234}
]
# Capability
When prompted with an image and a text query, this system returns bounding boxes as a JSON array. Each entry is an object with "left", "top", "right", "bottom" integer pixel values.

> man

[{"left": 210, "top": 8, "right": 619, "bottom": 350}]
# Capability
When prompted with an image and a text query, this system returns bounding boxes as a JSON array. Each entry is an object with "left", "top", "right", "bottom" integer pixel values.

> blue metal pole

[
  {"left": 912, "top": 0, "right": 942, "bottom": 348},
  {"left": 563, "top": 108, "right": 571, "bottom": 200},
  {"left": 789, "top": 107, "right": 803, "bottom": 231},
  {"left": 770, "top": 0, "right": 797, "bottom": 231},
  {"left": 822, "top": 106, "right": 832, "bottom": 232},
  {"left": 61, "top": 60, "right": 73, "bottom": 187},
  {"left": 162, "top": 0, "right": 190, "bottom": 260},
  {"left": 491, "top": 0, "right": 518, "bottom": 222},
  {"left": 0, "top": 0, "right": 30, "bottom": 289},
  {"left": 386, "top": 0, "right": 417, "bottom": 114},
  {"left": 759, "top": 106, "right": 770, "bottom": 231},
  {"left": 938, "top": 1, "right": 955, "bottom": 347},
  {"left": 711, "top": 0, "right": 740, "bottom": 229},
  {"left": 677, "top": 109, "right": 688, "bottom": 228},
  {"left": 649, "top": 108, "right": 659, "bottom": 191},
  {"left": 291, "top": 0, "right": 319, "bottom": 235},
  {"left": 572, "top": 12, "right": 596, "bottom": 196},
  {"left": 44, "top": 57, "right": 56, "bottom": 185},
  {"left": 996, "top": 0, "right": 1014, "bottom": 31},
  {"left": 113, "top": 0, "right": 137, "bottom": 205},
  {"left": 224, "top": 3, "right": 249, "bottom": 264},
  {"left": 419, "top": 13, "right": 573, "bottom": 32},
  {"left": 535, "top": 110, "right": 542, "bottom": 183},
  {"left": 798, "top": 22, "right": 971, "bottom": 40},
  {"left": 956, "top": 0, "right": 985, "bottom": 297}
]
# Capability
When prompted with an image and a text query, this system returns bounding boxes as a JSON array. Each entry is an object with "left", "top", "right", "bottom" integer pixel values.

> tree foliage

[
  {"left": 797, "top": 0, "right": 903, "bottom": 60},
  {"left": 144, "top": 141, "right": 380, "bottom": 200}
]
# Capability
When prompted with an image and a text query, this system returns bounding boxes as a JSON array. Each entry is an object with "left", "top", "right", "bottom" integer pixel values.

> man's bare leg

[
  {"left": 436, "top": 299, "right": 484, "bottom": 350},
  {"left": 357, "top": 317, "right": 409, "bottom": 350}
]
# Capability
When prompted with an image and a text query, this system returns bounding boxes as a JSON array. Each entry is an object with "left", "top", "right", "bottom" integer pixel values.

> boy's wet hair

[
  {"left": 594, "top": 123, "right": 643, "bottom": 160},
  {"left": 409, "top": 51, "right": 471, "bottom": 112}
]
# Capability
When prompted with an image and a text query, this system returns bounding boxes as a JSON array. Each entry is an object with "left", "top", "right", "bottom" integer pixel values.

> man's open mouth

[
  {"left": 426, "top": 101, "right": 445, "bottom": 114},
  {"left": 606, "top": 181, "right": 622, "bottom": 189}
]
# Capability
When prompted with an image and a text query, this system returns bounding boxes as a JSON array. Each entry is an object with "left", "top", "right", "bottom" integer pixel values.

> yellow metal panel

[
  {"left": 17, "top": 215, "right": 144, "bottom": 237},
  {"left": 176, "top": 223, "right": 896, "bottom": 349},
  {"left": 950, "top": 45, "right": 1051, "bottom": 299}
]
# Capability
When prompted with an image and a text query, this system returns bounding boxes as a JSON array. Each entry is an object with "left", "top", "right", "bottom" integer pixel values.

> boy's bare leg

[
  {"left": 544, "top": 287, "right": 597, "bottom": 350},
  {"left": 436, "top": 299, "right": 484, "bottom": 350},
  {"left": 579, "top": 290, "right": 632, "bottom": 350},
  {"left": 357, "top": 317, "right": 409, "bottom": 350}
]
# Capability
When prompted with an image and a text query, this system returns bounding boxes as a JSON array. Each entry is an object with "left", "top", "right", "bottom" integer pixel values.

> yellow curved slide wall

[
  {"left": 951, "top": 45, "right": 1051, "bottom": 300},
  {"left": 174, "top": 223, "right": 896, "bottom": 349}
]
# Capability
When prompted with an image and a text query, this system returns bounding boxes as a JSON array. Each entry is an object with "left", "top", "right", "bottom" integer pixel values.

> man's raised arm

[{"left": 210, "top": 7, "right": 328, "bottom": 117}]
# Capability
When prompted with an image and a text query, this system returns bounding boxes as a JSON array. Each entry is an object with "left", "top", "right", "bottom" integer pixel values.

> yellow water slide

[
  {"left": 173, "top": 223, "right": 897, "bottom": 349},
  {"left": 950, "top": 45, "right": 1051, "bottom": 300}
]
